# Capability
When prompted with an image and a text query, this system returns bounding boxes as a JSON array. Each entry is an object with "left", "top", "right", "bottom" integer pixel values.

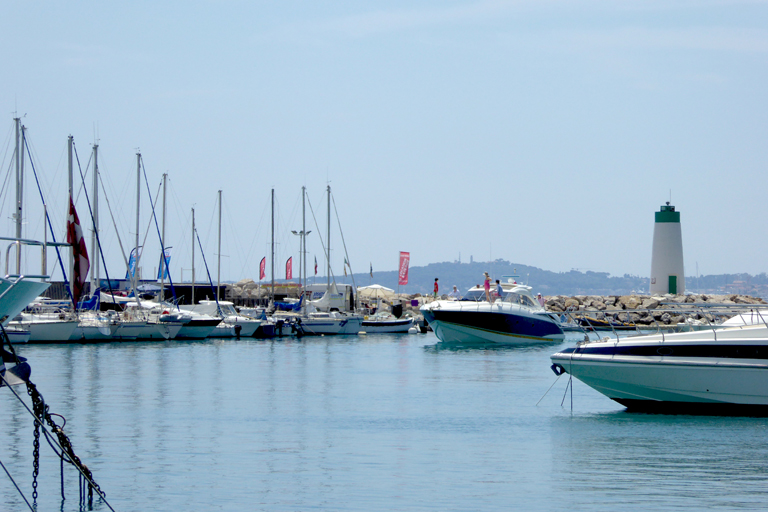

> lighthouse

[{"left": 650, "top": 202, "right": 685, "bottom": 295}]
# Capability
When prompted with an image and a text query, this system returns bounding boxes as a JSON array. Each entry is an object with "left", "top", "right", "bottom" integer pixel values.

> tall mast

[
  {"left": 15, "top": 121, "right": 25, "bottom": 274},
  {"left": 191, "top": 207, "right": 195, "bottom": 304},
  {"left": 91, "top": 144, "right": 100, "bottom": 293},
  {"left": 135, "top": 152, "right": 141, "bottom": 287},
  {"left": 160, "top": 173, "right": 167, "bottom": 301},
  {"left": 217, "top": 189, "right": 222, "bottom": 301},
  {"left": 301, "top": 185, "right": 306, "bottom": 290},
  {"left": 326, "top": 185, "right": 331, "bottom": 289},
  {"left": 270, "top": 188, "right": 275, "bottom": 302},
  {"left": 67, "top": 135, "right": 74, "bottom": 281}
]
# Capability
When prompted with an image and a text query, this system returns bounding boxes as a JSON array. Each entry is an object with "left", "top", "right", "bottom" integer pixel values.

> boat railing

[
  {"left": 560, "top": 302, "right": 768, "bottom": 343},
  {"left": 1, "top": 236, "right": 69, "bottom": 280}
]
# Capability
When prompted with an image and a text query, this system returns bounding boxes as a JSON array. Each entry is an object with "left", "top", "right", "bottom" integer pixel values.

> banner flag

[
  {"left": 126, "top": 246, "right": 142, "bottom": 280},
  {"left": 286, "top": 257, "right": 293, "bottom": 280},
  {"left": 67, "top": 196, "right": 90, "bottom": 305},
  {"left": 259, "top": 257, "right": 266, "bottom": 281},
  {"left": 344, "top": 257, "right": 348, "bottom": 276},
  {"left": 398, "top": 251, "right": 410, "bottom": 286},
  {"left": 314, "top": 255, "right": 318, "bottom": 275},
  {"left": 157, "top": 247, "right": 172, "bottom": 280},
  {"left": 370, "top": 263, "right": 373, "bottom": 278}
]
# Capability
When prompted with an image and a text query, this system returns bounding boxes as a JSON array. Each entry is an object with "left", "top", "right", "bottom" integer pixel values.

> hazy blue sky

[{"left": 3, "top": 1, "right": 768, "bottom": 284}]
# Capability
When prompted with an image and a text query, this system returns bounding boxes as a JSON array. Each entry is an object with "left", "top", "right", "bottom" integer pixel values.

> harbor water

[{"left": 2, "top": 332, "right": 768, "bottom": 511}]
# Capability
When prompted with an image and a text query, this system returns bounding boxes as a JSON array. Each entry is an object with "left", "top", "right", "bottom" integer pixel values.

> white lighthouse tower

[{"left": 650, "top": 202, "right": 685, "bottom": 295}]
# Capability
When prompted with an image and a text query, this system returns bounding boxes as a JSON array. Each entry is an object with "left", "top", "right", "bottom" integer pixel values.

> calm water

[{"left": 2, "top": 332, "right": 768, "bottom": 511}]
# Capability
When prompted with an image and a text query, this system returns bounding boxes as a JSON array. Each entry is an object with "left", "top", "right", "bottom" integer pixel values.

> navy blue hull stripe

[
  {"left": 424, "top": 309, "right": 562, "bottom": 338},
  {"left": 559, "top": 344, "right": 768, "bottom": 360}
]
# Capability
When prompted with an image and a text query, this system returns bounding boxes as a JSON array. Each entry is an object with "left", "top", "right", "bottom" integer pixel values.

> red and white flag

[
  {"left": 286, "top": 257, "right": 293, "bottom": 280},
  {"left": 66, "top": 196, "right": 90, "bottom": 304},
  {"left": 314, "top": 256, "right": 318, "bottom": 275},
  {"left": 398, "top": 251, "right": 410, "bottom": 285},
  {"left": 259, "top": 257, "right": 266, "bottom": 281}
]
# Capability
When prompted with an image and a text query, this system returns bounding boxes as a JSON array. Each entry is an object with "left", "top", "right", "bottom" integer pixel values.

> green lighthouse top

[{"left": 655, "top": 202, "right": 680, "bottom": 223}]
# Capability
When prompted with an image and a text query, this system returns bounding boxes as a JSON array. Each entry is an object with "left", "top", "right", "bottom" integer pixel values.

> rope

[{"left": 0, "top": 456, "right": 34, "bottom": 511}]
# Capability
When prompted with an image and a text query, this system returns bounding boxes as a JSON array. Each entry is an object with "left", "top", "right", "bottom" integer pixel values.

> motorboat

[
  {"left": 180, "top": 300, "right": 260, "bottom": 338},
  {"left": 361, "top": 312, "right": 415, "bottom": 334},
  {"left": 291, "top": 310, "right": 364, "bottom": 335},
  {"left": 550, "top": 322, "right": 768, "bottom": 414},
  {"left": 421, "top": 283, "right": 564, "bottom": 344}
]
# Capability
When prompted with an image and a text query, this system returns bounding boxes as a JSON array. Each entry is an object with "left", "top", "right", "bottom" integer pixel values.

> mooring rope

[{"left": 0, "top": 456, "right": 34, "bottom": 511}]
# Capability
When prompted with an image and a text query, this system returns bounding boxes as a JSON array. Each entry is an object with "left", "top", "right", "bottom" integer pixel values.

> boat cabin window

[{"left": 503, "top": 292, "right": 536, "bottom": 307}]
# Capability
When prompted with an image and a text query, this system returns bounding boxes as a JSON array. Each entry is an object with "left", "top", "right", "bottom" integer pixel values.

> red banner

[
  {"left": 67, "top": 196, "right": 90, "bottom": 305},
  {"left": 398, "top": 251, "right": 410, "bottom": 285},
  {"left": 286, "top": 257, "right": 293, "bottom": 280},
  {"left": 259, "top": 257, "right": 266, "bottom": 280}
]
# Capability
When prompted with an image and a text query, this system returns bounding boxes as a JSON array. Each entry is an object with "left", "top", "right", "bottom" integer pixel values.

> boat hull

[
  {"left": 176, "top": 319, "right": 220, "bottom": 339},
  {"left": 422, "top": 302, "right": 564, "bottom": 345},
  {"left": 551, "top": 324, "right": 768, "bottom": 414},
  {"left": 295, "top": 316, "right": 363, "bottom": 335},
  {"left": 361, "top": 318, "right": 414, "bottom": 334}
]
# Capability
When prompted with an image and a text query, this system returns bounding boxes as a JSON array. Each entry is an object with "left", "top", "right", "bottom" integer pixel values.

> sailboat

[
  {"left": 284, "top": 185, "right": 363, "bottom": 336},
  {"left": 179, "top": 191, "right": 259, "bottom": 338}
]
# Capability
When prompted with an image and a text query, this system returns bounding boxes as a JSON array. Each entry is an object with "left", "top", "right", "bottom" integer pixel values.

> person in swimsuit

[{"left": 483, "top": 272, "right": 491, "bottom": 302}]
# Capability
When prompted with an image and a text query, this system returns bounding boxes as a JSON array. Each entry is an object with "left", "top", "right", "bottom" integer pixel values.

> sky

[{"left": 2, "top": 1, "right": 768, "bottom": 284}]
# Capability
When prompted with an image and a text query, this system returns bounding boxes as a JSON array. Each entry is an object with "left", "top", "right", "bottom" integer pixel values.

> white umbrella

[{"left": 357, "top": 284, "right": 396, "bottom": 301}]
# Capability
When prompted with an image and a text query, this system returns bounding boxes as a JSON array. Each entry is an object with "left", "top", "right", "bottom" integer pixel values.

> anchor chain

[
  {"left": 31, "top": 412, "right": 39, "bottom": 504},
  {"left": 25, "top": 380, "right": 104, "bottom": 502}
]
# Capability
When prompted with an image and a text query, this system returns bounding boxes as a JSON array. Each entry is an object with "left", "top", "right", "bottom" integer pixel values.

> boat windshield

[
  {"left": 219, "top": 304, "right": 237, "bottom": 316},
  {"left": 460, "top": 290, "right": 486, "bottom": 301},
  {"left": 503, "top": 292, "right": 537, "bottom": 308}
]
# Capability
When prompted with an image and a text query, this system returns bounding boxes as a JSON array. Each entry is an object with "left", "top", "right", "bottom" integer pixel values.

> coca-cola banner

[{"left": 398, "top": 251, "right": 410, "bottom": 285}]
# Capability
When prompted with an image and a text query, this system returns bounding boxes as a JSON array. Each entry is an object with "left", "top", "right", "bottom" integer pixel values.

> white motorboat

[
  {"left": 421, "top": 283, "right": 564, "bottom": 345},
  {"left": 291, "top": 311, "right": 364, "bottom": 335},
  {"left": 180, "top": 300, "right": 260, "bottom": 338},
  {"left": 550, "top": 323, "right": 768, "bottom": 414},
  {"left": 361, "top": 312, "right": 415, "bottom": 334}
]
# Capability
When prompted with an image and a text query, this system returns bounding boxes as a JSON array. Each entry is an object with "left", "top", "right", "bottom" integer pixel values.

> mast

[
  {"left": 326, "top": 185, "right": 331, "bottom": 289},
  {"left": 15, "top": 120, "right": 24, "bottom": 274},
  {"left": 191, "top": 207, "right": 196, "bottom": 305},
  {"left": 217, "top": 189, "right": 221, "bottom": 301},
  {"left": 91, "top": 144, "right": 100, "bottom": 293},
  {"left": 134, "top": 152, "right": 141, "bottom": 288},
  {"left": 160, "top": 173, "right": 167, "bottom": 301},
  {"left": 301, "top": 185, "right": 306, "bottom": 290},
  {"left": 271, "top": 188, "right": 275, "bottom": 302},
  {"left": 67, "top": 135, "right": 74, "bottom": 281}
]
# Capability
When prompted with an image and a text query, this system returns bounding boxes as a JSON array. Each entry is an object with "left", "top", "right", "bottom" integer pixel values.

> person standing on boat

[
  {"left": 448, "top": 285, "right": 461, "bottom": 300},
  {"left": 483, "top": 272, "right": 491, "bottom": 302},
  {"left": 434, "top": 278, "right": 439, "bottom": 298},
  {"left": 537, "top": 293, "right": 546, "bottom": 307}
]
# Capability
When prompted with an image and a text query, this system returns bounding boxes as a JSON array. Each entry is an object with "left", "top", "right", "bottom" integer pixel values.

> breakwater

[
  {"left": 543, "top": 293, "right": 765, "bottom": 325},
  {"left": 401, "top": 293, "right": 766, "bottom": 326}
]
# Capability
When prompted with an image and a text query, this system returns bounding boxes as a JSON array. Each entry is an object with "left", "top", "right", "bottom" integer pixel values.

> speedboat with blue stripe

[
  {"left": 420, "top": 284, "right": 564, "bottom": 345},
  {"left": 550, "top": 322, "right": 768, "bottom": 415}
]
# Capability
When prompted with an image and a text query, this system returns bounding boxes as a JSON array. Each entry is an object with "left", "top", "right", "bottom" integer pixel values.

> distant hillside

[{"left": 340, "top": 259, "right": 768, "bottom": 297}]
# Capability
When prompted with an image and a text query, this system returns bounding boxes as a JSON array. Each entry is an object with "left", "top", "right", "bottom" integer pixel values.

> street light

[{"left": 291, "top": 229, "right": 311, "bottom": 289}]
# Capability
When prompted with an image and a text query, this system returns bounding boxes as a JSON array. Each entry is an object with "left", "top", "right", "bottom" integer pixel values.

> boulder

[
  {"left": 564, "top": 298, "right": 581, "bottom": 309},
  {"left": 640, "top": 298, "right": 659, "bottom": 309}
]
